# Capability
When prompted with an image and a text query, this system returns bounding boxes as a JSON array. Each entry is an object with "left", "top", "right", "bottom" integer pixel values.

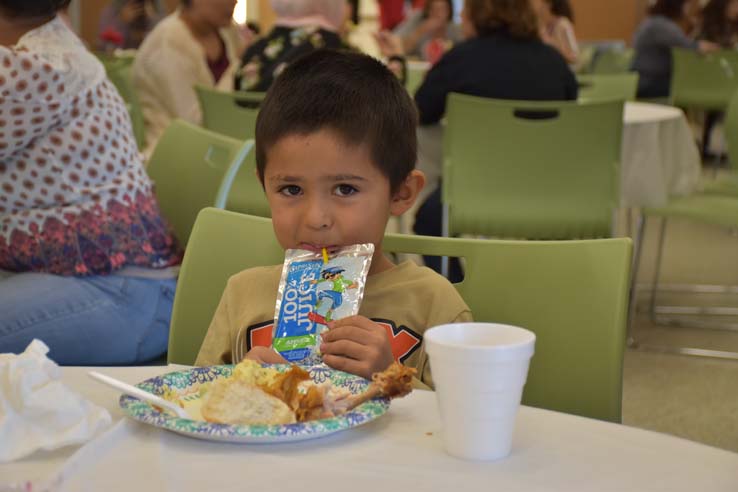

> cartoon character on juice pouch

[{"left": 307, "top": 266, "right": 358, "bottom": 325}]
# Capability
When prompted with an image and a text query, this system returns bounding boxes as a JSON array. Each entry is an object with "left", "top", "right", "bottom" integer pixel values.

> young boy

[{"left": 195, "top": 49, "right": 471, "bottom": 387}]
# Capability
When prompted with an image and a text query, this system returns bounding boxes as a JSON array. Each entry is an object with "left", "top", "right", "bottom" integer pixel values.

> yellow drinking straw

[{"left": 322, "top": 247, "right": 329, "bottom": 264}]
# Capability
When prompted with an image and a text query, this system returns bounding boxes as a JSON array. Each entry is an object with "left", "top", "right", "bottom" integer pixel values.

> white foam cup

[{"left": 425, "top": 322, "right": 536, "bottom": 461}]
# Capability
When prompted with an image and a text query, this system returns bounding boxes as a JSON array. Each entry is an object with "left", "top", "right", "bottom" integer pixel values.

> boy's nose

[{"left": 304, "top": 197, "right": 333, "bottom": 230}]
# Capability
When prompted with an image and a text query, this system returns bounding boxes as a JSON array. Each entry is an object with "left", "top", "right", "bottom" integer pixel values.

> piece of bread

[{"left": 201, "top": 378, "right": 296, "bottom": 425}]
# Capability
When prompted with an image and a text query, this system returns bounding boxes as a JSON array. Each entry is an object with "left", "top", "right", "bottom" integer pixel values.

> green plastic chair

[
  {"left": 631, "top": 193, "right": 738, "bottom": 360},
  {"left": 167, "top": 210, "right": 283, "bottom": 366},
  {"left": 442, "top": 94, "right": 624, "bottom": 241},
  {"left": 575, "top": 44, "right": 597, "bottom": 74},
  {"left": 194, "top": 85, "right": 270, "bottom": 217},
  {"left": 577, "top": 73, "right": 639, "bottom": 103},
  {"left": 591, "top": 48, "right": 634, "bottom": 75},
  {"left": 146, "top": 120, "right": 255, "bottom": 246},
  {"left": 169, "top": 208, "right": 632, "bottom": 423},
  {"left": 670, "top": 48, "right": 738, "bottom": 111},
  {"left": 406, "top": 61, "right": 430, "bottom": 95},
  {"left": 195, "top": 85, "right": 264, "bottom": 140},
  {"left": 99, "top": 56, "right": 146, "bottom": 149}
]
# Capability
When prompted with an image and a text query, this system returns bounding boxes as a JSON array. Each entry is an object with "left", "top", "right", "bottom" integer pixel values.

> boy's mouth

[{"left": 298, "top": 243, "right": 340, "bottom": 255}]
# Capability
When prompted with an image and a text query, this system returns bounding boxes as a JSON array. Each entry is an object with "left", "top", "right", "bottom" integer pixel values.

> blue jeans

[{"left": 0, "top": 273, "right": 176, "bottom": 365}]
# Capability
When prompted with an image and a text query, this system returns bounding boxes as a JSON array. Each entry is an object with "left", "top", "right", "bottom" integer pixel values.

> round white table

[
  {"left": 416, "top": 101, "right": 701, "bottom": 211},
  {"left": 2, "top": 365, "right": 737, "bottom": 492},
  {"left": 621, "top": 101, "right": 701, "bottom": 208}
]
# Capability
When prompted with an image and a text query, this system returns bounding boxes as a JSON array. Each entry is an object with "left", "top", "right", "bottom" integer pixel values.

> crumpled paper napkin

[{"left": 0, "top": 339, "right": 112, "bottom": 462}]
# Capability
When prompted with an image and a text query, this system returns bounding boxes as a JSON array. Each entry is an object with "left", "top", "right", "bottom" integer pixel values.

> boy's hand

[
  {"left": 320, "top": 315, "right": 395, "bottom": 380},
  {"left": 244, "top": 346, "right": 288, "bottom": 365}
]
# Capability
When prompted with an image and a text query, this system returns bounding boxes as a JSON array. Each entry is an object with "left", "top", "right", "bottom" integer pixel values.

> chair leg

[
  {"left": 631, "top": 217, "right": 738, "bottom": 361},
  {"left": 627, "top": 213, "right": 646, "bottom": 348},
  {"left": 649, "top": 218, "right": 667, "bottom": 324},
  {"left": 441, "top": 202, "right": 450, "bottom": 278}
]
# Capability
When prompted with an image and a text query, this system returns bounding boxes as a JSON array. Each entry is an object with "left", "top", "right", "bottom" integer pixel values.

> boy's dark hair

[
  {"left": 0, "top": 0, "right": 71, "bottom": 17},
  {"left": 649, "top": 0, "right": 689, "bottom": 19},
  {"left": 255, "top": 49, "right": 418, "bottom": 194}
]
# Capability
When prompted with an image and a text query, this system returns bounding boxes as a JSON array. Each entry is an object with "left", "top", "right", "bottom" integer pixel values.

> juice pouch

[{"left": 272, "top": 244, "right": 374, "bottom": 362}]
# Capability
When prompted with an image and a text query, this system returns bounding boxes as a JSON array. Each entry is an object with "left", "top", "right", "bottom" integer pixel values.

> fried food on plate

[
  {"left": 201, "top": 378, "right": 296, "bottom": 425},
  {"left": 200, "top": 360, "right": 417, "bottom": 426}
]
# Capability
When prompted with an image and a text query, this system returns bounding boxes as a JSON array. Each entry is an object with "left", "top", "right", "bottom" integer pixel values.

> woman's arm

[
  {"left": 553, "top": 18, "right": 579, "bottom": 65},
  {"left": 414, "top": 54, "right": 452, "bottom": 125}
]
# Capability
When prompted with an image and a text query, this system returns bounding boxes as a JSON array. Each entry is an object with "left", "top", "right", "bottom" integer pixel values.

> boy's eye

[
  {"left": 279, "top": 185, "right": 302, "bottom": 196},
  {"left": 335, "top": 184, "right": 358, "bottom": 197}
]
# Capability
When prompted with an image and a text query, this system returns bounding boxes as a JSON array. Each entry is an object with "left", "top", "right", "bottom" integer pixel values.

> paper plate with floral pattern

[{"left": 118, "top": 364, "right": 389, "bottom": 443}]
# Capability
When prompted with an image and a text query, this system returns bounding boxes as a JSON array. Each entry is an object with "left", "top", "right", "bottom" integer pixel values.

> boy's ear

[{"left": 390, "top": 170, "right": 426, "bottom": 217}]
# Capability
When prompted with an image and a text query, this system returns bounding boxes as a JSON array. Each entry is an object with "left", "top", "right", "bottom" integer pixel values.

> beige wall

[
  {"left": 570, "top": 0, "right": 651, "bottom": 44},
  {"left": 79, "top": 0, "right": 179, "bottom": 48}
]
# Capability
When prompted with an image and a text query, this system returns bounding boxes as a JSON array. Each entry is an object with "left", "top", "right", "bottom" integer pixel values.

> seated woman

[
  {"left": 0, "top": 0, "right": 182, "bottom": 364},
  {"left": 133, "top": 0, "right": 246, "bottom": 155},
  {"left": 531, "top": 0, "right": 579, "bottom": 66},
  {"left": 412, "top": 0, "right": 578, "bottom": 281},
  {"left": 631, "top": 0, "right": 719, "bottom": 99},
  {"left": 97, "top": 0, "right": 165, "bottom": 51},
  {"left": 392, "top": 0, "right": 462, "bottom": 63},
  {"left": 236, "top": 0, "right": 349, "bottom": 92},
  {"left": 699, "top": 0, "right": 738, "bottom": 48}
]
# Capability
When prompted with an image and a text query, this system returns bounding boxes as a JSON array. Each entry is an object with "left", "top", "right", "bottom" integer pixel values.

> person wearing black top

[{"left": 413, "top": 0, "right": 578, "bottom": 281}]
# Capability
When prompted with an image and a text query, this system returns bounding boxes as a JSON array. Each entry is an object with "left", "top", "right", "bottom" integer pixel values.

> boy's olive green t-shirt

[{"left": 195, "top": 261, "right": 472, "bottom": 387}]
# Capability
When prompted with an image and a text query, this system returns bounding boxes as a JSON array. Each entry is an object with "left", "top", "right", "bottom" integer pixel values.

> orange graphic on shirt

[{"left": 246, "top": 319, "right": 422, "bottom": 363}]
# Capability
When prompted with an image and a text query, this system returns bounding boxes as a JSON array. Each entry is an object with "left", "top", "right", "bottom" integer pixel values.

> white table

[
  {"left": 621, "top": 101, "right": 701, "bottom": 208},
  {"left": 416, "top": 101, "right": 701, "bottom": 210},
  {"left": 2, "top": 365, "right": 737, "bottom": 492}
]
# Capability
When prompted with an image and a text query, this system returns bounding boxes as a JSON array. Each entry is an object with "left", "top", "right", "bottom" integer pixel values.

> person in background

[
  {"left": 631, "top": 0, "right": 719, "bottom": 99},
  {"left": 697, "top": 0, "right": 738, "bottom": 158},
  {"left": 132, "top": 0, "right": 246, "bottom": 155},
  {"left": 531, "top": 0, "right": 579, "bottom": 65},
  {"left": 412, "top": 0, "right": 578, "bottom": 281},
  {"left": 0, "top": 0, "right": 182, "bottom": 364},
  {"left": 699, "top": 0, "right": 738, "bottom": 48},
  {"left": 97, "top": 0, "right": 165, "bottom": 51},
  {"left": 379, "top": 0, "right": 424, "bottom": 30},
  {"left": 392, "top": 0, "right": 461, "bottom": 62},
  {"left": 236, "top": 0, "right": 349, "bottom": 92}
]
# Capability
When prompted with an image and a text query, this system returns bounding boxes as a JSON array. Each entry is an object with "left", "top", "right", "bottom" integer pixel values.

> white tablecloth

[
  {"left": 2, "top": 365, "right": 737, "bottom": 492},
  {"left": 621, "top": 102, "right": 701, "bottom": 207},
  {"left": 417, "top": 101, "right": 701, "bottom": 210}
]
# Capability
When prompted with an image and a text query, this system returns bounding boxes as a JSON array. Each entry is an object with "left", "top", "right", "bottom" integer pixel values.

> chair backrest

[
  {"left": 671, "top": 48, "right": 738, "bottom": 111},
  {"left": 406, "top": 60, "right": 430, "bottom": 95},
  {"left": 167, "top": 209, "right": 283, "bottom": 366},
  {"left": 442, "top": 94, "right": 623, "bottom": 239},
  {"left": 195, "top": 84, "right": 264, "bottom": 140},
  {"left": 194, "top": 85, "right": 270, "bottom": 217},
  {"left": 577, "top": 73, "right": 638, "bottom": 102},
  {"left": 100, "top": 57, "right": 146, "bottom": 149},
  {"left": 591, "top": 48, "right": 634, "bottom": 74},
  {"left": 146, "top": 120, "right": 256, "bottom": 245},
  {"left": 383, "top": 232, "right": 632, "bottom": 423},
  {"left": 171, "top": 208, "right": 632, "bottom": 423}
]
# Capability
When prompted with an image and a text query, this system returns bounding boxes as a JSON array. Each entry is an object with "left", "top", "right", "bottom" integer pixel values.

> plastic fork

[{"left": 88, "top": 371, "right": 189, "bottom": 419}]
